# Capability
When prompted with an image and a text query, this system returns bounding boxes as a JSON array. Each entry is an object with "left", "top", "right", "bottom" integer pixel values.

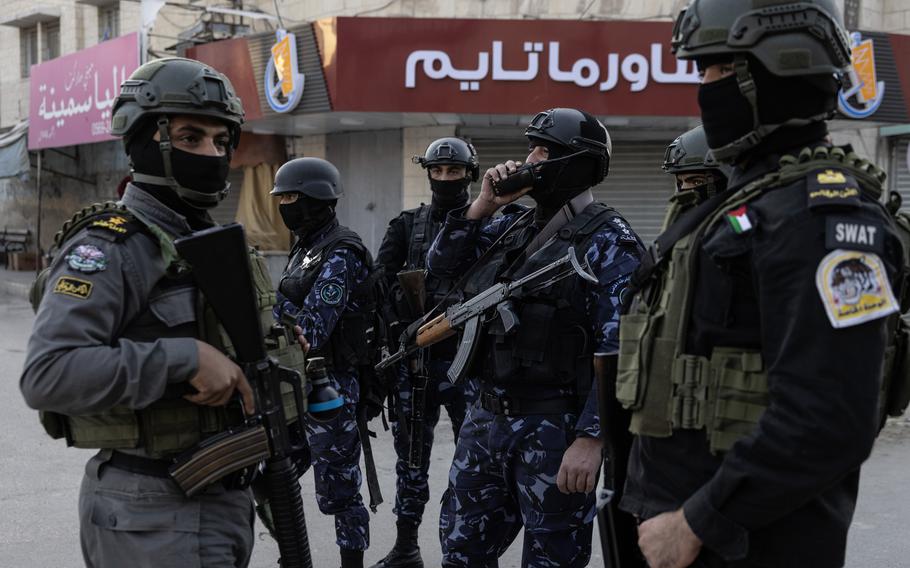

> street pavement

[{"left": 0, "top": 289, "right": 907, "bottom": 567}]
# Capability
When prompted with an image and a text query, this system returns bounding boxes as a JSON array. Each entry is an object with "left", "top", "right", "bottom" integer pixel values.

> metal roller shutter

[
  {"left": 892, "top": 137, "right": 910, "bottom": 212},
  {"left": 467, "top": 136, "right": 673, "bottom": 244},
  {"left": 209, "top": 168, "right": 245, "bottom": 226}
]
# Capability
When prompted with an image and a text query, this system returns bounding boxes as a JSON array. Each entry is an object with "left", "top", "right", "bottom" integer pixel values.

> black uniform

[{"left": 620, "top": 134, "right": 904, "bottom": 567}]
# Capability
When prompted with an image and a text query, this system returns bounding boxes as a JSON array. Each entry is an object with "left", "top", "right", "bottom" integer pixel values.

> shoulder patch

[
  {"left": 65, "top": 244, "right": 108, "bottom": 273},
  {"left": 725, "top": 205, "right": 754, "bottom": 234},
  {"left": 815, "top": 250, "right": 898, "bottom": 328},
  {"left": 807, "top": 168, "right": 861, "bottom": 210},
  {"left": 86, "top": 213, "right": 143, "bottom": 241},
  {"left": 53, "top": 276, "right": 93, "bottom": 300},
  {"left": 608, "top": 216, "right": 639, "bottom": 245},
  {"left": 319, "top": 282, "right": 344, "bottom": 305},
  {"left": 825, "top": 217, "right": 884, "bottom": 254}
]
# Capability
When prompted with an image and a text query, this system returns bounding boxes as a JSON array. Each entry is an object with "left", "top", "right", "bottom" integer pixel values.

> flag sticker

[{"left": 726, "top": 206, "right": 753, "bottom": 234}]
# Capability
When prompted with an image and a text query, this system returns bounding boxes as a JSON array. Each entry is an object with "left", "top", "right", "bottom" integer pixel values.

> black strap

[
  {"left": 108, "top": 450, "right": 172, "bottom": 478},
  {"left": 652, "top": 188, "right": 735, "bottom": 264},
  {"left": 407, "top": 204, "right": 432, "bottom": 269},
  {"left": 356, "top": 413, "right": 383, "bottom": 512},
  {"left": 480, "top": 391, "right": 578, "bottom": 416}
]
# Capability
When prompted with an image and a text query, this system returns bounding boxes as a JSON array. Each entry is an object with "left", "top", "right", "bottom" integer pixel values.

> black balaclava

[
  {"left": 127, "top": 119, "right": 232, "bottom": 228},
  {"left": 429, "top": 175, "right": 470, "bottom": 213},
  {"left": 528, "top": 138, "right": 597, "bottom": 218},
  {"left": 279, "top": 195, "right": 337, "bottom": 237},
  {"left": 698, "top": 56, "right": 837, "bottom": 160}
]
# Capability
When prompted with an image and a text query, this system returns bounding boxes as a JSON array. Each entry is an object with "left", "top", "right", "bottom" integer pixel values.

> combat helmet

[
  {"left": 110, "top": 57, "right": 245, "bottom": 206},
  {"left": 671, "top": 0, "right": 853, "bottom": 162},
  {"left": 664, "top": 125, "right": 732, "bottom": 201},
  {"left": 414, "top": 137, "right": 480, "bottom": 182},
  {"left": 525, "top": 108, "right": 612, "bottom": 186},
  {"left": 271, "top": 157, "right": 343, "bottom": 201}
]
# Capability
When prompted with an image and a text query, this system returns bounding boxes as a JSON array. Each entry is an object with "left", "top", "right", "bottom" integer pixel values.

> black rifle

[
  {"left": 173, "top": 223, "right": 312, "bottom": 568},
  {"left": 596, "top": 356, "right": 646, "bottom": 568},
  {"left": 396, "top": 269, "right": 430, "bottom": 470},
  {"left": 377, "top": 246, "right": 598, "bottom": 384}
]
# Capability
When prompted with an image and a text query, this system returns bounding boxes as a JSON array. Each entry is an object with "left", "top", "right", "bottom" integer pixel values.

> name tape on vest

[{"left": 825, "top": 217, "right": 884, "bottom": 254}]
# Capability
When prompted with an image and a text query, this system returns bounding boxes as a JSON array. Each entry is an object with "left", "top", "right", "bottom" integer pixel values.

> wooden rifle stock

[{"left": 416, "top": 313, "right": 456, "bottom": 347}]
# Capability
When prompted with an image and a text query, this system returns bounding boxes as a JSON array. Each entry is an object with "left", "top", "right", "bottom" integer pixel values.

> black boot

[
  {"left": 368, "top": 520, "right": 423, "bottom": 568},
  {"left": 341, "top": 548, "right": 364, "bottom": 568}
]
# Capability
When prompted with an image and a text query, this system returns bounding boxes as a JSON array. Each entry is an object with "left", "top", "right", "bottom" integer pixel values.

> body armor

[
  {"left": 468, "top": 203, "right": 624, "bottom": 398},
  {"left": 278, "top": 223, "right": 378, "bottom": 371},
  {"left": 35, "top": 204, "right": 304, "bottom": 457},
  {"left": 618, "top": 146, "right": 910, "bottom": 453}
]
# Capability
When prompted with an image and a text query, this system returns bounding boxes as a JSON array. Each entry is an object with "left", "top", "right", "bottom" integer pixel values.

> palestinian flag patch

[{"left": 726, "top": 206, "right": 753, "bottom": 234}]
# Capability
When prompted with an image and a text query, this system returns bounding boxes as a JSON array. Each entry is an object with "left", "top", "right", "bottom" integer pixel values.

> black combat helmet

[
  {"left": 671, "top": 0, "right": 852, "bottom": 161},
  {"left": 525, "top": 108, "right": 612, "bottom": 187},
  {"left": 110, "top": 57, "right": 245, "bottom": 207},
  {"left": 663, "top": 126, "right": 732, "bottom": 202},
  {"left": 414, "top": 137, "right": 480, "bottom": 182},
  {"left": 271, "top": 157, "right": 344, "bottom": 200}
]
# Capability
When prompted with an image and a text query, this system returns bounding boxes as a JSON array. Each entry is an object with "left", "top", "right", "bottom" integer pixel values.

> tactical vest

[
  {"left": 618, "top": 146, "right": 910, "bottom": 454},
  {"left": 278, "top": 224, "right": 380, "bottom": 371},
  {"left": 406, "top": 204, "right": 459, "bottom": 309},
  {"left": 33, "top": 202, "right": 306, "bottom": 458},
  {"left": 468, "top": 202, "right": 627, "bottom": 400}
]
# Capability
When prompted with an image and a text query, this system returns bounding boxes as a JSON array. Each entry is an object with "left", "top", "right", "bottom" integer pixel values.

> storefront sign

[
  {"left": 838, "top": 31, "right": 886, "bottom": 119},
  {"left": 318, "top": 18, "right": 702, "bottom": 116},
  {"left": 265, "top": 29, "right": 305, "bottom": 113},
  {"left": 28, "top": 32, "right": 140, "bottom": 150}
]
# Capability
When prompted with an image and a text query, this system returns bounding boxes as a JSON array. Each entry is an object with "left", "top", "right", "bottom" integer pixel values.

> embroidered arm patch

[
  {"left": 815, "top": 250, "right": 898, "bottom": 328},
  {"left": 53, "top": 276, "right": 93, "bottom": 300}
]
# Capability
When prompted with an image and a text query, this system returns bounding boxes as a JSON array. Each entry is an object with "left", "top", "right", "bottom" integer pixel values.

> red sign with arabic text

[
  {"left": 28, "top": 33, "right": 140, "bottom": 150},
  {"left": 317, "top": 18, "right": 701, "bottom": 116}
]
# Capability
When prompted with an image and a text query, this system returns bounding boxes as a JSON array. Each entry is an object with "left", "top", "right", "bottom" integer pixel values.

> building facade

[{"left": 2, "top": 0, "right": 909, "bottom": 261}]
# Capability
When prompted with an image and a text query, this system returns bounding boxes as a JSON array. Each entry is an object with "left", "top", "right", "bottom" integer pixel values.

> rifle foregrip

[{"left": 416, "top": 314, "right": 455, "bottom": 347}]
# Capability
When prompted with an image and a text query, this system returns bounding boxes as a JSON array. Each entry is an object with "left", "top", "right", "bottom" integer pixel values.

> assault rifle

[
  {"left": 172, "top": 223, "right": 312, "bottom": 568},
  {"left": 396, "top": 269, "right": 430, "bottom": 470},
  {"left": 377, "top": 246, "right": 598, "bottom": 384}
]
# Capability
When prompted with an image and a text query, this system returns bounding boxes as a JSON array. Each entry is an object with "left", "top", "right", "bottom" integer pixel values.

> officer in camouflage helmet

[
  {"left": 619, "top": 2, "right": 907, "bottom": 567},
  {"left": 271, "top": 157, "right": 373, "bottom": 568},
  {"left": 19, "top": 57, "right": 290, "bottom": 567},
  {"left": 427, "top": 108, "right": 645, "bottom": 567},
  {"left": 662, "top": 125, "right": 731, "bottom": 212},
  {"left": 370, "top": 137, "right": 481, "bottom": 568}
]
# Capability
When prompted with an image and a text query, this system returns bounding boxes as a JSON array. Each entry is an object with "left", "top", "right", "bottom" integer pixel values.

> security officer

[
  {"left": 619, "top": 2, "right": 906, "bottom": 567},
  {"left": 272, "top": 157, "right": 372, "bottom": 568},
  {"left": 19, "top": 58, "right": 270, "bottom": 567},
  {"left": 662, "top": 125, "right": 731, "bottom": 213},
  {"left": 427, "top": 108, "right": 644, "bottom": 567},
  {"left": 371, "top": 137, "right": 480, "bottom": 568}
]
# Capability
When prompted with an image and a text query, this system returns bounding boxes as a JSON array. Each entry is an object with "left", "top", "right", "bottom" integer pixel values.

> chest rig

[
  {"left": 406, "top": 205, "right": 458, "bottom": 309},
  {"left": 35, "top": 203, "right": 305, "bottom": 458},
  {"left": 468, "top": 203, "right": 622, "bottom": 400},
  {"left": 618, "top": 145, "right": 908, "bottom": 454},
  {"left": 278, "top": 224, "right": 378, "bottom": 371}
]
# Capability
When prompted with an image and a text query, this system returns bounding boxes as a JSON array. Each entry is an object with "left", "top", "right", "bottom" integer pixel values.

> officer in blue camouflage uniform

[
  {"left": 272, "top": 157, "right": 372, "bottom": 568},
  {"left": 371, "top": 137, "right": 481, "bottom": 568},
  {"left": 427, "top": 108, "right": 645, "bottom": 567}
]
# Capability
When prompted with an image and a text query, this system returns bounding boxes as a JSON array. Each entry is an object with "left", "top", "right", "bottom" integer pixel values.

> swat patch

[
  {"left": 65, "top": 244, "right": 108, "bottom": 273},
  {"left": 825, "top": 217, "right": 884, "bottom": 254},
  {"left": 53, "top": 276, "right": 93, "bottom": 300},
  {"left": 320, "top": 282, "right": 344, "bottom": 305},
  {"left": 807, "top": 169, "right": 861, "bottom": 210},
  {"left": 815, "top": 250, "right": 897, "bottom": 328}
]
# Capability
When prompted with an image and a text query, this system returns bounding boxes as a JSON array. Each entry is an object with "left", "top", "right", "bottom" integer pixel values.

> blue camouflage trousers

[
  {"left": 440, "top": 404, "right": 596, "bottom": 567},
  {"left": 391, "top": 359, "right": 478, "bottom": 525},
  {"left": 303, "top": 369, "right": 370, "bottom": 551}
]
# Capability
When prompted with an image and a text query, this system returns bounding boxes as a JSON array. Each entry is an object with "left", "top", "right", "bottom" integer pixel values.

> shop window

[
  {"left": 20, "top": 21, "right": 60, "bottom": 78},
  {"left": 99, "top": 4, "right": 120, "bottom": 42}
]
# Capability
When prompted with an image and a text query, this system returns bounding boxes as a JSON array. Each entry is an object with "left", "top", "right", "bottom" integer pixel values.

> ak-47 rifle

[
  {"left": 395, "top": 269, "right": 430, "bottom": 470},
  {"left": 377, "top": 246, "right": 598, "bottom": 384},
  {"left": 172, "top": 223, "right": 312, "bottom": 568}
]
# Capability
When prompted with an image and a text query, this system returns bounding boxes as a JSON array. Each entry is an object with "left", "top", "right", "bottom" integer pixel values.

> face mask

[
  {"left": 279, "top": 197, "right": 334, "bottom": 233},
  {"left": 129, "top": 133, "right": 230, "bottom": 208},
  {"left": 429, "top": 177, "right": 470, "bottom": 209},
  {"left": 697, "top": 74, "right": 755, "bottom": 153}
]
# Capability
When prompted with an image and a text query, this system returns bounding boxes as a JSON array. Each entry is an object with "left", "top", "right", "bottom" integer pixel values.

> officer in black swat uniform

[
  {"left": 370, "top": 137, "right": 480, "bottom": 568},
  {"left": 618, "top": 2, "right": 909, "bottom": 567},
  {"left": 272, "top": 157, "right": 375, "bottom": 568},
  {"left": 662, "top": 125, "right": 731, "bottom": 214}
]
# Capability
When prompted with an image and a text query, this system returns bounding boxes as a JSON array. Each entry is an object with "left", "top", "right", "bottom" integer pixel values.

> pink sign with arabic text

[{"left": 28, "top": 32, "right": 140, "bottom": 150}]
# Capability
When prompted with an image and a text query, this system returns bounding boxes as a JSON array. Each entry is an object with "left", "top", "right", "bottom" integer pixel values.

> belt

[
  {"left": 480, "top": 392, "right": 577, "bottom": 416},
  {"left": 108, "top": 450, "right": 172, "bottom": 478}
]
